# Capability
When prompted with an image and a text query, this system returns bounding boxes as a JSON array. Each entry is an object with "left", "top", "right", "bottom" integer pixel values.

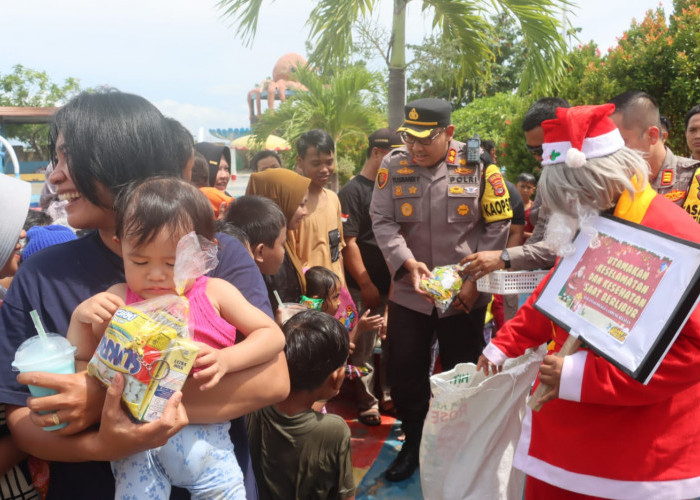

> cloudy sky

[{"left": 2, "top": 0, "right": 671, "bottom": 140}]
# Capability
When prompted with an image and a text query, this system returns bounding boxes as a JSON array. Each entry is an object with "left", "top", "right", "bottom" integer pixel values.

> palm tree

[
  {"left": 251, "top": 65, "right": 384, "bottom": 151},
  {"left": 218, "top": 0, "right": 570, "bottom": 128},
  {"left": 249, "top": 64, "right": 384, "bottom": 188}
]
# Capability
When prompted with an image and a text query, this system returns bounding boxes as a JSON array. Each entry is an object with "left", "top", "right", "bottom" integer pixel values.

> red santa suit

[{"left": 484, "top": 184, "right": 700, "bottom": 499}]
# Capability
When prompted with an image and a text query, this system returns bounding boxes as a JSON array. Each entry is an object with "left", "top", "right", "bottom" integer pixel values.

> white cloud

[
  {"left": 1, "top": 0, "right": 675, "bottom": 139},
  {"left": 154, "top": 99, "right": 249, "bottom": 141}
]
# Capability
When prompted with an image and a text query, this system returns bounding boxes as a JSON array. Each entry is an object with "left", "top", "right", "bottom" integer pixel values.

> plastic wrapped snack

[
  {"left": 87, "top": 297, "right": 199, "bottom": 422},
  {"left": 419, "top": 265, "right": 463, "bottom": 313},
  {"left": 87, "top": 232, "right": 218, "bottom": 422},
  {"left": 300, "top": 295, "right": 323, "bottom": 310}
]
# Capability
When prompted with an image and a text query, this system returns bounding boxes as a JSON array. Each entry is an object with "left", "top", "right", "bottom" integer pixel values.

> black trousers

[{"left": 386, "top": 301, "right": 486, "bottom": 439}]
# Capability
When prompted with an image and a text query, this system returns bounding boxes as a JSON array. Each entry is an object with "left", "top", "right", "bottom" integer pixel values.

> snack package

[
  {"left": 87, "top": 297, "right": 198, "bottom": 422},
  {"left": 300, "top": 295, "right": 323, "bottom": 310},
  {"left": 419, "top": 265, "right": 463, "bottom": 313},
  {"left": 87, "top": 232, "right": 218, "bottom": 422}
]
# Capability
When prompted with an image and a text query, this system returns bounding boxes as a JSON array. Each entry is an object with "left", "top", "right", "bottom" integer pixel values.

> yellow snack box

[{"left": 87, "top": 301, "right": 199, "bottom": 422}]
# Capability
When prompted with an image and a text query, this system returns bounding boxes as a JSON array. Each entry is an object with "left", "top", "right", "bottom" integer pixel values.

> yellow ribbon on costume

[{"left": 613, "top": 177, "right": 656, "bottom": 224}]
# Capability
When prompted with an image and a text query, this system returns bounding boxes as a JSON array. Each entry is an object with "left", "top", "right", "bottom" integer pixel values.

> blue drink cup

[{"left": 12, "top": 333, "right": 77, "bottom": 431}]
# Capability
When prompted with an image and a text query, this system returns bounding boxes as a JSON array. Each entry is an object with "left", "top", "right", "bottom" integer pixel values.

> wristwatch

[{"left": 500, "top": 249, "right": 511, "bottom": 269}]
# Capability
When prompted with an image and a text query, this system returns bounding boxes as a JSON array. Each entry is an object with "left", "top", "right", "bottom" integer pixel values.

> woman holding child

[{"left": 0, "top": 89, "right": 289, "bottom": 499}]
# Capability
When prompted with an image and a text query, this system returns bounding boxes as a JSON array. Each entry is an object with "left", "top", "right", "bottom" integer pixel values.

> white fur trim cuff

[
  {"left": 482, "top": 343, "right": 509, "bottom": 366},
  {"left": 559, "top": 350, "right": 588, "bottom": 402},
  {"left": 542, "top": 130, "right": 625, "bottom": 167},
  {"left": 580, "top": 128, "right": 625, "bottom": 161}
]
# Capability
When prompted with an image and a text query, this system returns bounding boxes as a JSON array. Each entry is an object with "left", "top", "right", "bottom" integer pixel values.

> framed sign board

[{"left": 534, "top": 215, "right": 700, "bottom": 384}]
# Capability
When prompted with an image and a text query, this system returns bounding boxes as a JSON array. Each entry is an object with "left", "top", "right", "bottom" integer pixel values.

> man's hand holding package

[
  {"left": 460, "top": 250, "right": 505, "bottom": 281},
  {"left": 405, "top": 258, "right": 433, "bottom": 301}
]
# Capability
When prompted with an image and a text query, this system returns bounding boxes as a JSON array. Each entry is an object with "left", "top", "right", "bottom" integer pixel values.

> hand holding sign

[{"left": 527, "top": 334, "right": 581, "bottom": 411}]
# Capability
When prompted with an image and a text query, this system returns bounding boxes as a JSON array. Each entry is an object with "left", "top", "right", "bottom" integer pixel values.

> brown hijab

[{"left": 246, "top": 168, "right": 310, "bottom": 291}]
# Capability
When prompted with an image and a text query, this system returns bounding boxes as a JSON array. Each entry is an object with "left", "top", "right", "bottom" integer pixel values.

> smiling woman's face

[{"left": 49, "top": 133, "right": 115, "bottom": 231}]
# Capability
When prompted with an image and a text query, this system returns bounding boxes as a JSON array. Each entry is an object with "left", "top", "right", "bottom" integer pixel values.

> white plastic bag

[{"left": 420, "top": 345, "right": 546, "bottom": 500}]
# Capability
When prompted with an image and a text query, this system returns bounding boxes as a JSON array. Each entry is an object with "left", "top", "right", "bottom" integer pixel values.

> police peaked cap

[{"left": 397, "top": 98, "right": 452, "bottom": 138}]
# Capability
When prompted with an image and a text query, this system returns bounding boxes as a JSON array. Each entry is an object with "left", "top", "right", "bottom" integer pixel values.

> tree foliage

[
  {"left": 553, "top": 1, "right": 700, "bottom": 155},
  {"left": 451, "top": 92, "right": 524, "bottom": 150},
  {"left": 0, "top": 65, "right": 82, "bottom": 160},
  {"left": 498, "top": 1, "right": 700, "bottom": 177},
  {"left": 552, "top": 42, "right": 615, "bottom": 106},
  {"left": 218, "top": 0, "right": 570, "bottom": 128},
  {"left": 408, "top": 12, "right": 528, "bottom": 108},
  {"left": 251, "top": 64, "right": 385, "bottom": 183}
]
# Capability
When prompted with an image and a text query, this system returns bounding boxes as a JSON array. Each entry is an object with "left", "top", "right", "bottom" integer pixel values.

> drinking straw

[
  {"left": 30, "top": 310, "right": 48, "bottom": 342},
  {"left": 273, "top": 290, "right": 283, "bottom": 308}
]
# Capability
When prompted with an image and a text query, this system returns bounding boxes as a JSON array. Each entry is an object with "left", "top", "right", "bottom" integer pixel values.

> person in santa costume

[{"left": 478, "top": 103, "right": 700, "bottom": 499}]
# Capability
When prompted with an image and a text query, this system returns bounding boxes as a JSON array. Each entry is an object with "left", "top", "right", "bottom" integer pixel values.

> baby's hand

[
  {"left": 356, "top": 310, "right": 384, "bottom": 334},
  {"left": 192, "top": 343, "right": 228, "bottom": 391},
  {"left": 74, "top": 292, "right": 124, "bottom": 329},
  {"left": 349, "top": 310, "right": 384, "bottom": 345}
]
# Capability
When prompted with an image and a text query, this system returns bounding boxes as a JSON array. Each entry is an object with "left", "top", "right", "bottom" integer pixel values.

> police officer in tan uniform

[
  {"left": 370, "top": 98, "right": 511, "bottom": 481},
  {"left": 610, "top": 91, "right": 700, "bottom": 220}
]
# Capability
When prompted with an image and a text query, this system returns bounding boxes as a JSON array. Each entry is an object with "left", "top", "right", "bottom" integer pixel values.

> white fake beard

[{"left": 544, "top": 199, "right": 600, "bottom": 257}]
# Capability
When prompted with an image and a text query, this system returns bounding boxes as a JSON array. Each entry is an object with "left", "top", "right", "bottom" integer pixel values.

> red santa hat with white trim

[{"left": 540, "top": 103, "right": 625, "bottom": 167}]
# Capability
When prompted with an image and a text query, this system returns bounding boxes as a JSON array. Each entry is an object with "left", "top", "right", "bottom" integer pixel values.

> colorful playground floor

[{"left": 326, "top": 388, "right": 423, "bottom": 499}]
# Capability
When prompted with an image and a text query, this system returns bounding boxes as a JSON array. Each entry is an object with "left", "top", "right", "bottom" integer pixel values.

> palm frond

[
  {"left": 306, "top": 0, "right": 379, "bottom": 67},
  {"left": 494, "top": 0, "right": 571, "bottom": 94},
  {"left": 217, "top": 0, "right": 268, "bottom": 47},
  {"left": 252, "top": 64, "right": 384, "bottom": 152},
  {"left": 422, "top": 0, "right": 497, "bottom": 93}
]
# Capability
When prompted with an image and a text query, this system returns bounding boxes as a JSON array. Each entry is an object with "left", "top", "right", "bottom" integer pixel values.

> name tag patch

[{"left": 393, "top": 175, "right": 420, "bottom": 184}]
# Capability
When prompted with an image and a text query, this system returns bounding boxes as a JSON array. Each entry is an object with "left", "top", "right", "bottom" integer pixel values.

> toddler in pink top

[{"left": 67, "top": 177, "right": 285, "bottom": 500}]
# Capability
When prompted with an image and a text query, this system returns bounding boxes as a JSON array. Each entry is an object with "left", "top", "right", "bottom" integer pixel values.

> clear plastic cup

[
  {"left": 12, "top": 333, "right": 76, "bottom": 430},
  {"left": 277, "top": 302, "right": 308, "bottom": 324}
]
